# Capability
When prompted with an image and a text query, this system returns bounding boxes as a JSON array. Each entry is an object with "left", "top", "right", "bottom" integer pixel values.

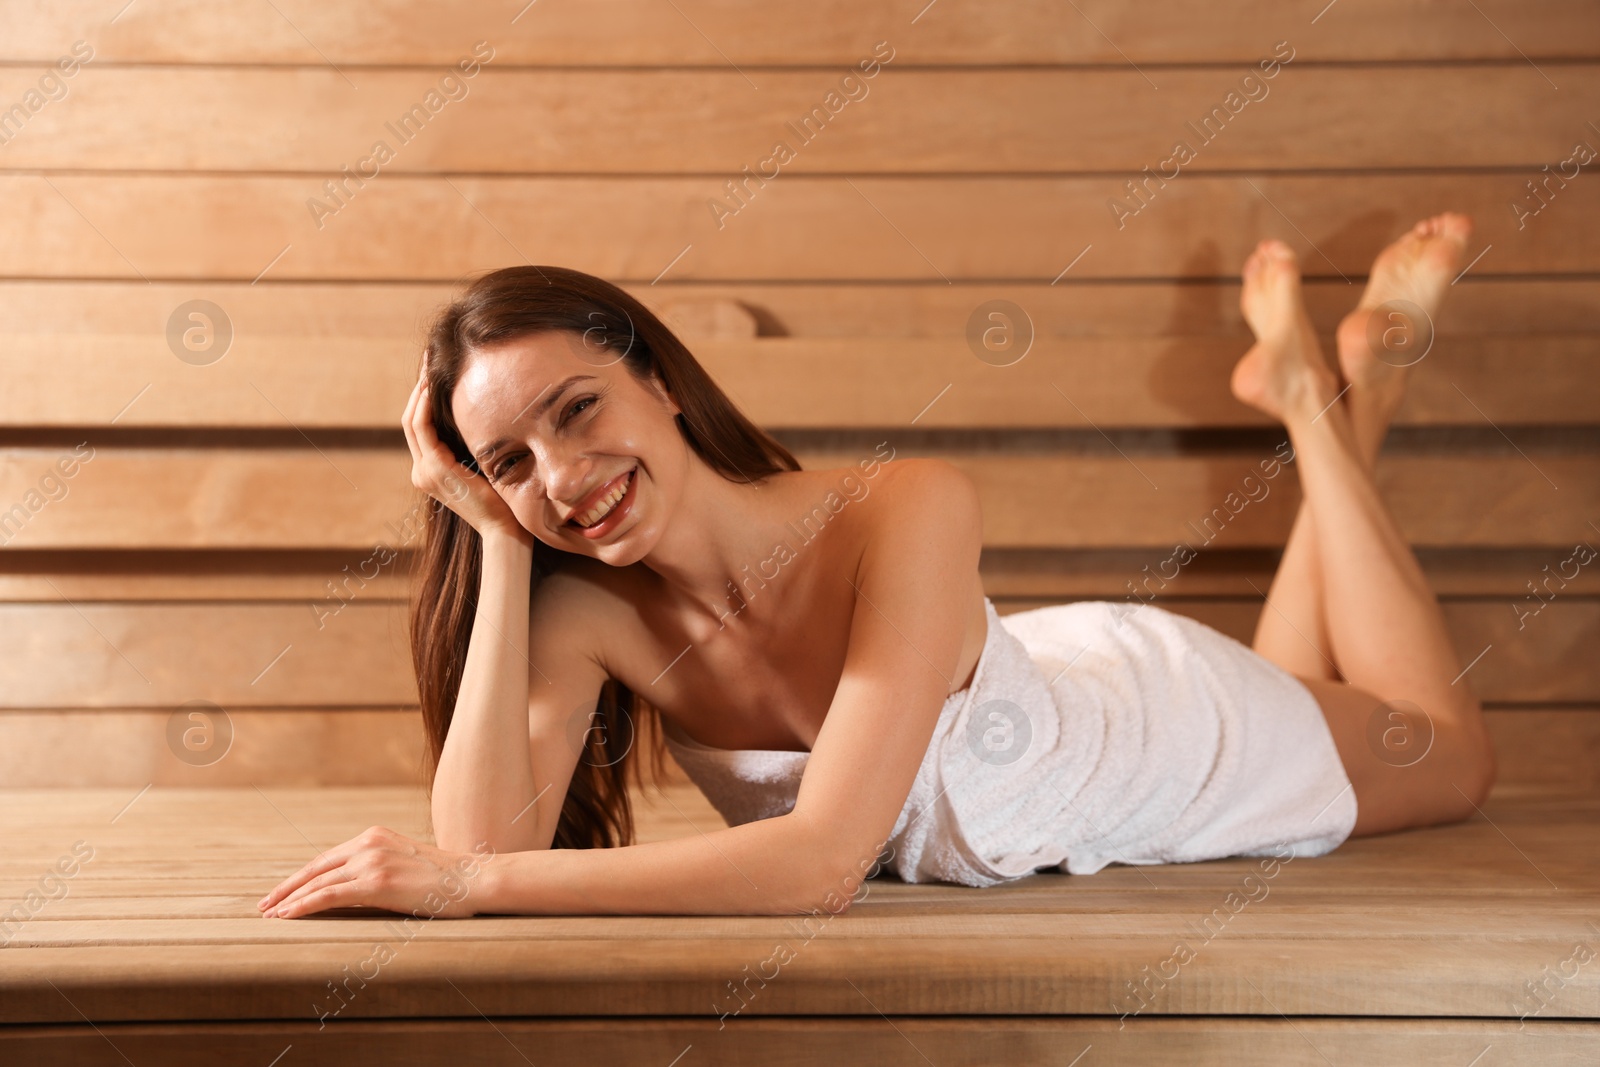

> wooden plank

[
  {"left": 0, "top": 708, "right": 426, "bottom": 787},
  {"left": 0, "top": 601, "right": 415, "bottom": 708},
  {"left": 5, "top": 332, "right": 1592, "bottom": 430},
  {"left": 2, "top": 173, "right": 1593, "bottom": 282},
  {"left": 0, "top": 706, "right": 683, "bottom": 792},
  {"left": 0, "top": 788, "right": 1595, "bottom": 1021},
  {"left": 0, "top": 551, "right": 415, "bottom": 601},
  {"left": 2, "top": 278, "right": 1594, "bottom": 340},
  {"left": 0, "top": 705, "right": 1586, "bottom": 794},
  {"left": 2, "top": 1017, "right": 1597, "bottom": 1067},
  {"left": 0, "top": 447, "right": 415, "bottom": 550},
  {"left": 1487, "top": 709, "right": 1600, "bottom": 799},
  {"left": 3, "top": 448, "right": 1596, "bottom": 550},
  {"left": 6, "top": 0, "right": 1596, "bottom": 64},
  {"left": 977, "top": 548, "right": 1600, "bottom": 599},
  {"left": 15, "top": 899, "right": 1600, "bottom": 945},
  {"left": 0, "top": 595, "right": 1591, "bottom": 709},
  {"left": 5, "top": 67, "right": 1597, "bottom": 173},
  {"left": 950, "top": 452, "right": 1600, "bottom": 551},
  {"left": 6, "top": 547, "right": 1595, "bottom": 602}
]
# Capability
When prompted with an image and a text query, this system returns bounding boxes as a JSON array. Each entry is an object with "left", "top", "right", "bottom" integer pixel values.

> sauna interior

[{"left": 1, "top": 1, "right": 1597, "bottom": 1063}]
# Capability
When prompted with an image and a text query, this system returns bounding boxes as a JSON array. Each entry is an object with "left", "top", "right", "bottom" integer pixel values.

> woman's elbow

[{"left": 785, "top": 836, "right": 887, "bottom": 917}]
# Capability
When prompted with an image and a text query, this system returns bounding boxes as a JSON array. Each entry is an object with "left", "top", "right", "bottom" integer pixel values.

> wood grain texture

[
  {"left": 1, "top": 1017, "right": 1597, "bottom": 1067},
  {"left": 0, "top": 787, "right": 1596, "bottom": 1024},
  {"left": 5, "top": 332, "right": 1593, "bottom": 429},
  {"left": 0, "top": 0, "right": 1591, "bottom": 1054},
  {"left": 3, "top": 278, "right": 1594, "bottom": 339},
  {"left": 0, "top": 601, "right": 416, "bottom": 707},
  {"left": 5, "top": 547, "right": 1593, "bottom": 601},
  {"left": 0, "top": 597, "right": 1592, "bottom": 709},
  {"left": 0, "top": 706, "right": 1589, "bottom": 794},
  {"left": 4, "top": 448, "right": 1595, "bottom": 550},
  {"left": 4, "top": 0, "right": 1594, "bottom": 64},
  {"left": 0, "top": 708, "right": 427, "bottom": 787},
  {"left": 1, "top": 173, "right": 1591, "bottom": 282},
  {"left": 4, "top": 67, "right": 1597, "bottom": 173}
]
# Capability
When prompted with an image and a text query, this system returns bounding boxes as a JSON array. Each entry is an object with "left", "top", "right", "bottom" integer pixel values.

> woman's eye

[
  {"left": 565, "top": 396, "right": 596, "bottom": 423},
  {"left": 493, "top": 455, "right": 522, "bottom": 479}
]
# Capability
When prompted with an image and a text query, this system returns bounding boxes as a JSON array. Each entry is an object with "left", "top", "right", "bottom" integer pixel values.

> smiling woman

[
  {"left": 258, "top": 229, "right": 1498, "bottom": 921},
  {"left": 409, "top": 266, "right": 803, "bottom": 856}
]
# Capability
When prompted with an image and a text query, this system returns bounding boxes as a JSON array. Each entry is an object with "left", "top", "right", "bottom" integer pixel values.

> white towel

[{"left": 663, "top": 597, "right": 1359, "bottom": 887}]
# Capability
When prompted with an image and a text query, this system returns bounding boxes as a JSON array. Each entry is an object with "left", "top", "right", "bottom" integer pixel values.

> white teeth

[{"left": 575, "top": 472, "right": 630, "bottom": 528}]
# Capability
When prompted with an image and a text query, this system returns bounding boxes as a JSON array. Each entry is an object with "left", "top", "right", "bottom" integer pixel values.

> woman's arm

[
  {"left": 260, "top": 458, "right": 981, "bottom": 919},
  {"left": 477, "top": 809, "right": 852, "bottom": 916},
  {"left": 399, "top": 371, "right": 594, "bottom": 856},
  {"left": 474, "top": 458, "right": 985, "bottom": 917},
  {"left": 256, "top": 806, "right": 847, "bottom": 920},
  {"left": 428, "top": 532, "right": 542, "bottom": 855}
]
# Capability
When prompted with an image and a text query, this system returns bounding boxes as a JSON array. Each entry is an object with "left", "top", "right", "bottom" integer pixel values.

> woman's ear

[{"left": 647, "top": 373, "right": 681, "bottom": 418}]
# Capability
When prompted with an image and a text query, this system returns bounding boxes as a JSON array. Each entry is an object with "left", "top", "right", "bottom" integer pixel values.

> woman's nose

[{"left": 535, "top": 445, "right": 594, "bottom": 507}]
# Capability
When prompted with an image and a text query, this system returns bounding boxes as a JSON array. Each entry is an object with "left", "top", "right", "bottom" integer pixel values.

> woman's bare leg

[
  {"left": 1230, "top": 230, "right": 1495, "bottom": 836},
  {"left": 1248, "top": 216, "right": 1468, "bottom": 679}
]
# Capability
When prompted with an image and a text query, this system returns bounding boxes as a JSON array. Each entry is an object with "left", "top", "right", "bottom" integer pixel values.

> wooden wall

[{"left": 0, "top": 0, "right": 1595, "bottom": 792}]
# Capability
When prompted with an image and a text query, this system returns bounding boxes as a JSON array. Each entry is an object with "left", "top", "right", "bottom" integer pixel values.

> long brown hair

[{"left": 410, "top": 265, "right": 801, "bottom": 850}]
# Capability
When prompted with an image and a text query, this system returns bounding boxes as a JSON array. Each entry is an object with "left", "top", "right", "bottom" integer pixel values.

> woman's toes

[
  {"left": 1437, "top": 211, "right": 1473, "bottom": 242},
  {"left": 1263, "top": 239, "right": 1294, "bottom": 262}
]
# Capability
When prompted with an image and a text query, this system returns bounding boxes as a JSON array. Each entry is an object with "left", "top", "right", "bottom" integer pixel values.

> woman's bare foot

[
  {"left": 1334, "top": 212, "right": 1473, "bottom": 437},
  {"left": 1231, "top": 240, "right": 1341, "bottom": 425}
]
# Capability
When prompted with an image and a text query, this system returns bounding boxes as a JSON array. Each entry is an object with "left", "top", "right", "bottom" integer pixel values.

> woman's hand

[
  {"left": 257, "top": 825, "right": 494, "bottom": 919},
  {"left": 403, "top": 369, "right": 532, "bottom": 545}
]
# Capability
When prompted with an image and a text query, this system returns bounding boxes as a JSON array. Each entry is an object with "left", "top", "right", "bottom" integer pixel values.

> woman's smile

[{"left": 567, "top": 466, "right": 638, "bottom": 539}]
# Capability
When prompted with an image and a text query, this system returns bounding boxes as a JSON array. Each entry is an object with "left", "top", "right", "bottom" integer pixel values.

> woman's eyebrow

[{"left": 471, "top": 374, "right": 595, "bottom": 464}]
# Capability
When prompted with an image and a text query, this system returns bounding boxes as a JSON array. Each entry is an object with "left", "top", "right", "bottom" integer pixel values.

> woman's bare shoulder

[
  {"left": 863, "top": 456, "right": 979, "bottom": 513},
  {"left": 527, "top": 552, "right": 651, "bottom": 665}
]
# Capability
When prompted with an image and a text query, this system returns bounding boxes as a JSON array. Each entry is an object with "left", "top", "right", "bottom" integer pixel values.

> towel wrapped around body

[{"left": 661, "top": 597, "right": 1359, "bottom": 888}]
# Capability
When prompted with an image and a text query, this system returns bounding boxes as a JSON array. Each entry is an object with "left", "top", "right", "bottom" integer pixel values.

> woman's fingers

[
  {"left": 270, "top": 876, "right": 365, "bottom": 919},
  {"left": 258, "top": 838, "right": 366, "bottom": 910},
  {"left": 401, "top": 373, "right": 424, "bottom": 462},
  {"left": 266, "top": 864, "right": 358, "bottom": 918},
  {"left": 412, "top": 384, "right": 448, "bottom": 454},
  {"left": 396, "top": 375, "right": 527, "bottom": 542},
  {"left": 406, "top": 382, "right": 468, "bottom": 500},
  {"left": 259, "top": 862, "right": 335, "bottom": 911},
  {"left": 412, "top": 386, "right": 485, "bottom": 507}
]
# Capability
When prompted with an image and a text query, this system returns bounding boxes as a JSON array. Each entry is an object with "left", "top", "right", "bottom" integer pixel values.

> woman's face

[{"left": 449, "top": 329, "right": 688, "bottom": 564}]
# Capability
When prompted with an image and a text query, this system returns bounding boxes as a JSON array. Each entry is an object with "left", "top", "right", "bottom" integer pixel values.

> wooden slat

[
  {"left": 0, "top": 597, "right": 1591, "bottom": 709},
  {"left": 3, "top": 448, "right": 1595, "bottom": 550},
  {"left": 0, "top": 447, "right": 410, "bottom": 550},
  {"left": 0, "top": 708, "right": 426, "bottom": 787},
  {"left": 14, "top": 903, "right": 1600, "bottom": 945},
  {"left": 6, "top": 67, "right": 1597, "bottom": 173},
  {"left": 0, "top": 786, "right": 1596, "bottom": 1022},
  {"left": 977, "top": 548, "right": 1600, "bottom": 599},
  {"left": 0, "top": 706, "right": 1589, "bottom": 794},
  {"left": 6, "top": 0, "right": 1596, "bottom": 64},
  {"left": 3, "top": 279, "right": 1595, "bottom": 340},
  {"left": 949, "top": 452, "right": 1599, "bottom": 550},
  {"left": 1487, "top": 709, "right": 1600, "bottom": 798},
  {"left": 0, "top": 551, "right": 416, "bottom": 601},
  {"left": 6, "top": 547, "right": 1595, "bottom": 602},
  {"left": 4, "top": 333, "right": 1593, "bottom": 429},
  {"left": 2, "top": 1017, "right": 1596, "bottom": 1067},
  {"left": 3, "top": 174, "right": 1594, "bottom": 281},
  {"left": 0, "top": 601, "right": 415, "bottom": 707}
]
